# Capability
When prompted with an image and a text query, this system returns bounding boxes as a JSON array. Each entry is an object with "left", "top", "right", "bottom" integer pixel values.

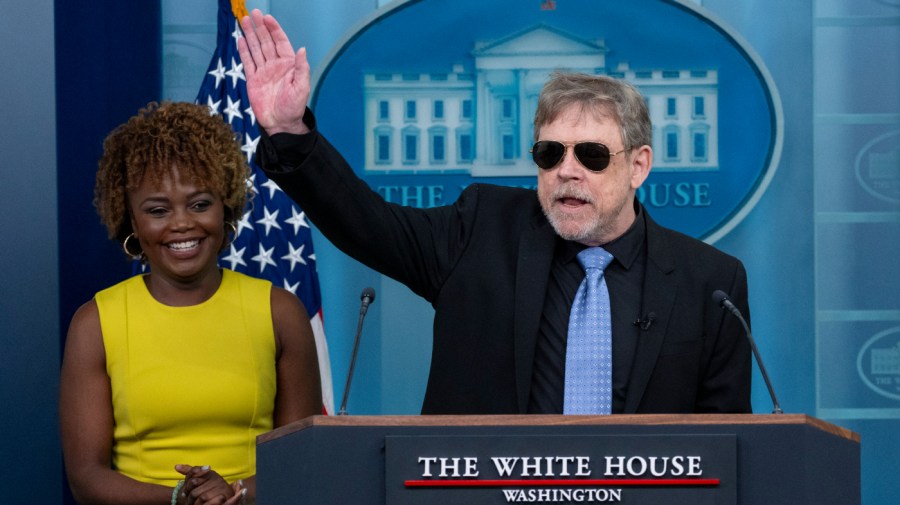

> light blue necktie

[{"left": 564, "top": 247, "right": 614, "bottom": 415}]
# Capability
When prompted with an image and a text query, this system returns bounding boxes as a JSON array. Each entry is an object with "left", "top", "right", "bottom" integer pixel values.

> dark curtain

[{"left": 55, "top": 2, "right": 161, "bottom": 502}]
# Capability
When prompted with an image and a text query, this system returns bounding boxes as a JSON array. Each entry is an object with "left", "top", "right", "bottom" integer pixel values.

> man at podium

[{"left": 237, "top": 9, "right": 752, "bottom": 416}]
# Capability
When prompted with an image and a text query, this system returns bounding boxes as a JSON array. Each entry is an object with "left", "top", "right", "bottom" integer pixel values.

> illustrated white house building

[{"left": 363, "top": 25, "right": 719, "bottom": 176}]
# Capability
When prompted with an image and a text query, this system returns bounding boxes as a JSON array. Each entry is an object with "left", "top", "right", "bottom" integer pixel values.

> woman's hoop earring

[
  {"left": 223, "top": 221, "right": 238, "bottom": 249},
  {"left": 122, "top": 233, "right": 144, "bottom": 260}
]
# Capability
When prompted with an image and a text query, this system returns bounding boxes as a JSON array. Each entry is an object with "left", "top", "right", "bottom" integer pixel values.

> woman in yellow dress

[{"left": 60, "top": 101, "right": 321, "bottom": 505}]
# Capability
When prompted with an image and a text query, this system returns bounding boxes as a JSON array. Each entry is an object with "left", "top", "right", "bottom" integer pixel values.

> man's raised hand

[{"left": 237, "top": 9, "right": 310, "bottom": 135}]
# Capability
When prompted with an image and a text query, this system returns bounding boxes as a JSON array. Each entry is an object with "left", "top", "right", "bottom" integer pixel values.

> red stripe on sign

[{"left": 405, "top": 478, "right": 720, "bottom": 488}]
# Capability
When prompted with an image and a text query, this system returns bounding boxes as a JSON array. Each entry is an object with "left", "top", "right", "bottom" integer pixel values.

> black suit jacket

[{"left": 259, "top": 130, "right": 752, "bottom": 415}]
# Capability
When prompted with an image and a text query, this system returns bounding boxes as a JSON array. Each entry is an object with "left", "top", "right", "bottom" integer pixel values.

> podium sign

[
  {"left": 386, "top": 434, "right": 736, "bottom": 504},
  {"left": 256, "top": 414, "right": 859, "bottom": 505}
]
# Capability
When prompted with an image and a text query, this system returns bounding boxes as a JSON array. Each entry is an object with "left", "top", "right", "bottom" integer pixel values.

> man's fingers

[
  {"left": 265, "top": 14, "right": 295, "bottom": 60},
  {"left": 293, "top": 47, "right": 310, "bottom": 85},
  {"left": 237, "top": 17, "right": 258, "bottom": 76},
  {"left": 250, "top": 10, "right": 278, "bottom": 62}
]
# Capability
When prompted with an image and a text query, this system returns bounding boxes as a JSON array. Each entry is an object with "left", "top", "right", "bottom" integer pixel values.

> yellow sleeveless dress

[{"left": 95, "top": 269, "right": 276, "bottom": 486}]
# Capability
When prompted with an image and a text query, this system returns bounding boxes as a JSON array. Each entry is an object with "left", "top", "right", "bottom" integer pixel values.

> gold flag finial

[{"left": 231, "top": 0, "right": 249, "bottom": 20}]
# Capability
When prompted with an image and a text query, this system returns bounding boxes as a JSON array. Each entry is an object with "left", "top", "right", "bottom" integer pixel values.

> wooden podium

[{"left": 256, "top": 414, "right": 859, "bottom": 505}]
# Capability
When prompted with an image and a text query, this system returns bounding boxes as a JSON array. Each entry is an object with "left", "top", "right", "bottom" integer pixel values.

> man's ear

[{"left": 629, "top": 145, "right": 653, "bottom": 190}]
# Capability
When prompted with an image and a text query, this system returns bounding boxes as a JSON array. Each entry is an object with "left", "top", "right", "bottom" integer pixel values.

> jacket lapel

[
  {"left": 623, "top": 215, "right": 678, "bottom": 413},
  {"left": 513, "top": 219, "right": 556, "bottom": 413}
]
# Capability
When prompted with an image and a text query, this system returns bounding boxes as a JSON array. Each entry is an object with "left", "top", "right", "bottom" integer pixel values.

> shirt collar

[{"left": 558, "top": 200, "right": 646, "bottom": 270}]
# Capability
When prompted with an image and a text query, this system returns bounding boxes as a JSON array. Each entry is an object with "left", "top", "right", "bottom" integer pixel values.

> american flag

[{"left": 199, "top": 0, "right": 334, "bottom": 414}]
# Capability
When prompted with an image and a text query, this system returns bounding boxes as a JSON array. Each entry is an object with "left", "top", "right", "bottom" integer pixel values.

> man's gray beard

[
  {"left": 539, "top": 184, "right": 610, "bottom": 244},
  {"left": 543, "top": 207, "right": 601, "bottom": 243}
]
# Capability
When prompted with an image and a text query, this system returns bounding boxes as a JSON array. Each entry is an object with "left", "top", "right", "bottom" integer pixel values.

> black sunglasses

[{"left": 530, "top": 140, "right": 626, "bottom": 172}]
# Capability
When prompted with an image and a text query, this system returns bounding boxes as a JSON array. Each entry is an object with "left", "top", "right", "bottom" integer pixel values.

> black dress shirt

[{"left": 528, "top": 204, "right": 648, "bottom": 414}]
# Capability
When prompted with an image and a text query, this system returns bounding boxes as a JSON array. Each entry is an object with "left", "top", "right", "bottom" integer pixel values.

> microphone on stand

[
  {"left": 712, "top": 290, "right": 783, "bottom": 414},
  {"left": 337, "top": 287, "right": 376, "bottom": 416}
]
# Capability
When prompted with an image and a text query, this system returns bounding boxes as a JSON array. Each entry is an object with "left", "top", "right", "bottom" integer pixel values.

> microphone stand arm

[
  {"left": 725, "top": 303, "right": 783, "bottom": 415},
  {"left": 338, "top": 300, "right": 371, "bottom": 415}
]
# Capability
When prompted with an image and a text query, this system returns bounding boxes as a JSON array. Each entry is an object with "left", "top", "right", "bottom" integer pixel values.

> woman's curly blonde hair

[{"left": 94, "top": 101, "right": 252, "bottom": 242}]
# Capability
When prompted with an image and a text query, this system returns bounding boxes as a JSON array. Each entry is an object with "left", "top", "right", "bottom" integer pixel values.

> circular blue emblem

[
  {"left": 855, "top": 130, "right": 900, "bottom": 204},
  {"left": 857, "top": 326, "right": 900, "bottom": 402}
]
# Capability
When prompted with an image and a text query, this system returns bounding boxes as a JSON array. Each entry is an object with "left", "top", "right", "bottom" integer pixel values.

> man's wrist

[
  {"left": 262, "top": 108, "right": 315, "bottom": 136},
  {"left": 263, "top": 120, "right": 309, "bottom": 136}
]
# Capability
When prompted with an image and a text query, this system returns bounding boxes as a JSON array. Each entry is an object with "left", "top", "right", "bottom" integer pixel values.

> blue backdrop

[{"left": 1, "top": 1, "right": 897, "bottom": 504}]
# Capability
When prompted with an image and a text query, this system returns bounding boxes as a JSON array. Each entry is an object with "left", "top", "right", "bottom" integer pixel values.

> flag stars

[
  {"left": 206, "top": 96, "right": 222, "bottom": 116},
  {"left": 255, "top": 207, "right": 282, "bottom": 236},
  {"left": 251, "top": 244, "right": 277, "bottom": 273},
  {"left": 208, "top": 58, "right": 227, "bottom": 89},
  {"left": 224, "top": 96, "right": 243, "bottom": 125},
  {"left": 221, "top": 245, "right": 247, "bottom": 270},
  {"left": 231, "top": 23, "right": 243, "bottom": 44},
  {"left": 281, "top": 243, "right": 308, "bottom": 272},
  {"left": 226, "top": 56, "right": 245, "bottom": 87},
  {"left": 236, "top": 210, "right": 254, "bottom": 237},
  {"left": 242, "top": 133, "right": 259, "bottom": 163},
  {"left": 283, "top": 279, "right": 300, "bottom": 295},
  {"left": 285, "top": 208, "right": 310, "bottom": 234},
  {"left": 260, "top": 177, "right": 282, "bottom": 199},
  {"left": 244, "top": 104, "right": 256, "bottom": 126}
]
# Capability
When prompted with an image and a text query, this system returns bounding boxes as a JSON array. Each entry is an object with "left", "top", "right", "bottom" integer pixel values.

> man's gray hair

[{"left": 533, "top": 71, "right": 652, "bottom": 150}]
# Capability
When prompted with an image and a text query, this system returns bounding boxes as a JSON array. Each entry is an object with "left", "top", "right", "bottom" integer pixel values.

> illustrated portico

[{"left": 362, "top": 25, "right": 719, "bottom": 176}]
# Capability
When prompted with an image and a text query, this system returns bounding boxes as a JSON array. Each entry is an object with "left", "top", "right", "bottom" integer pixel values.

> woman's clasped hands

[{"left": 174, "top": 465, "right": 247, "bottom": 505}]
